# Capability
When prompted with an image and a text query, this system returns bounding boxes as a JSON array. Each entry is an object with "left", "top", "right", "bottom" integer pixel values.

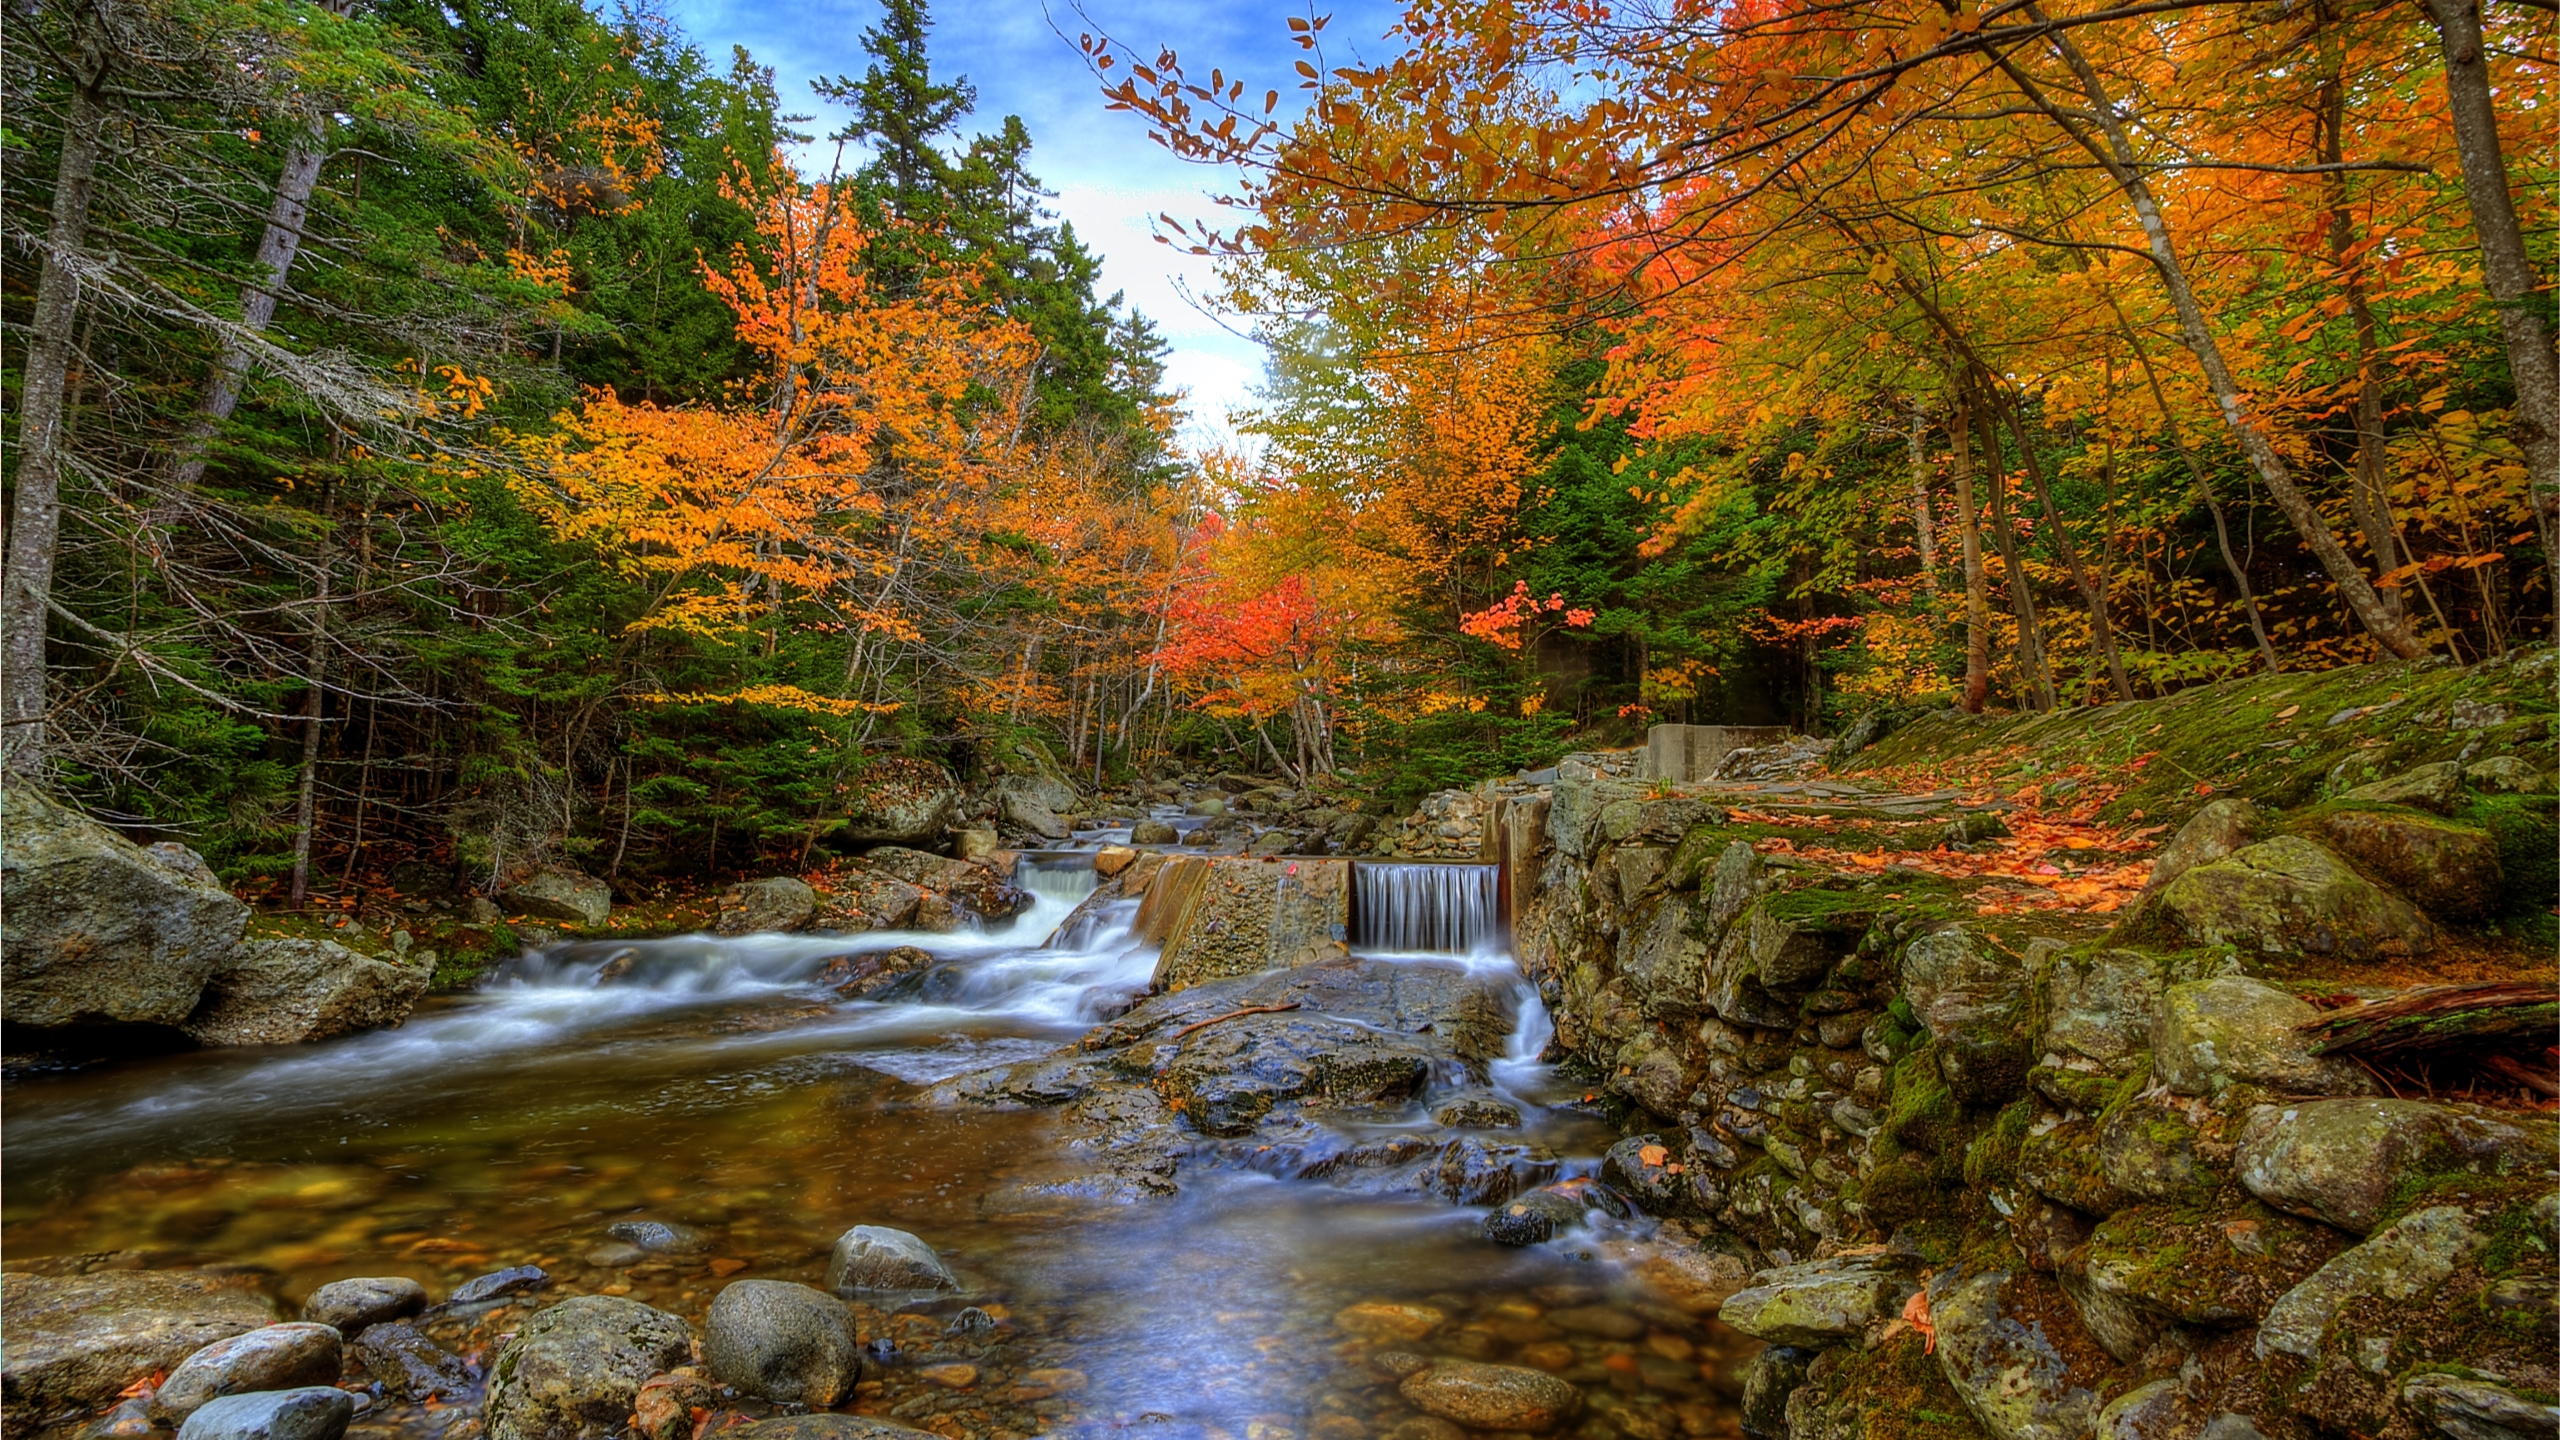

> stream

[{"left": 2, "top": 856, "right": 1753, "bottom": 1440}]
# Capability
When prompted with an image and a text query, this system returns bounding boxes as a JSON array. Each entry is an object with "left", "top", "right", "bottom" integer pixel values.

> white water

[{"left": 1353, "top": 861, "right": 1501, "bottom": 957}]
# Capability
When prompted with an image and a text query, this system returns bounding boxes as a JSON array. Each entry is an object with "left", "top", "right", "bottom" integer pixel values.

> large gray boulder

[
  {"left": 2039, "top": 949, "right": 2162, "bottom": 1069},
  {"left": 997, "top": 785, "right": 1070, "bottom": 842},
  {"left": 715, "top": 877, "right": 818, "bottom": 936},
  {"left": 173, "top": 1388, "right": 352, "bottom": 1440},
  {"left": 994, "top": 772, "right": 1077, "bottom": 817},
  {"left": 2145, "top": 835, "right": 2434, "bottom": 960},
  {"left": 824, "top": 1226, "right": 959, "bottom": 1293},
  {"left": 701, "top": 1280, "right": 860, "bottom": 1406},
  {"left": 483, "top": 1296, "right": 691, "bottom": 1440},
  {"left": 1, "top": 786, "right": 248, "bottom": 1029},
  {"left": 2235, "top": 1099, "right": 2555, "bottom": 1235},
  {"left": 150, "top": 1324, "right": 344, "bottom": 1426},
  {"left": 183, "top": 940, "right": 428, "bottom": 1047},
  {"left": 2151, "top": 977, "right": 2375, "bottom": 1098},
  {"left": 839, "top": 758, "right": 960, "bottom": 845},
  {"left": 499, "top": 865, "right": 611, "bottom": 928},
  {"left": 0, "top": 1270, "right": 278, "bottom": 1433}
]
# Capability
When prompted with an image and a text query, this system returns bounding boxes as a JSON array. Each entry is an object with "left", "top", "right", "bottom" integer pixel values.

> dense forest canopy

[{"left": 1, "top": 0, "right": 2549, "bottom": 893}]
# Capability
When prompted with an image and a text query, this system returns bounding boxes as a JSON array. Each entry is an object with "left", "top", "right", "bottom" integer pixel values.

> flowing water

[{"left": 2, "top": 858, "right": 1750, "bottom": 1440}]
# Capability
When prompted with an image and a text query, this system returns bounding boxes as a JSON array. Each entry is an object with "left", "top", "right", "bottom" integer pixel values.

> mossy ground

[{"left": 1846, "top": 648, "right": 2554, "bottom": 828}]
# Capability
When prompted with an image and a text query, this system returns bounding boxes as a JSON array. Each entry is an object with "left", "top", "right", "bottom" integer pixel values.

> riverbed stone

[
  {"left": 1147, "top": 857, "right": 1352, "bottom": 990},
  {"left": 1928, "top": 1267, "right": 2107, "bottom": 1440},
  {"left": 1152, "top": 1005, "right": 1436, "bottom": 1134},
  {"left": 715, "top": 877, "right": 818, "bottom": 935},
  {"left": 500, "top": 865, "right": 611, "bottom": 927},
  {"left": 181, "top": 940, "right": 428, "bottom": 1047},
  {"left": 2151, "top": 976, "right": 2374, "bottom": 1098},
  {"left": 2146, "top": 836, "right": 2434, "bottom": 960},
  {"left": 346, "top": 1323, "right": 472, "bottom": 1402},
  {"left": 1399, "top": 1361, "right": 1584, "bottom": 1432},
  {"left": 2256, "top": 1205, "right": 2483, "bottom": 1359},
  {"left": 484, "top": 1296, "right": 691, "bottom": 1440},
  {"left": 150, "top": 1325, "right": 344, "bottom": 1426},
  {"left": 451, "top": 1265, "right": 548, "bottom": 1305},
  {"left": 702, "top": 1280, "right": 860, "bottom": 1406},
  {"left": 601, "top": 1220, "right": 707, "bottom": 1255},
  {"left": 1131, "top": 820, "right": 1179, "bottom": 845},
  {"left": 298, "top": 1278, "right": 425, "bottom": 1337},
  {"left": 1, "top": 785, "right": 250, "bottom": 1030},
  {"left": 724, "top": 1418, "right": 941, "bottom": 1440},
  {"left": 2235, "top": 1098, "right": 2555, "bottom": 1235},
  {"left": 173, "top": 1388, "right": 352, "bottom": 1440},
  {"left": 2399, "top": 1373, "right": 2560, "bottom": 1440},
  {"left": 825, "top": 1226, "right": 959, "bottom": 1293},
  {"left": 2306, "top": 807, "right": 2502, "bottom": 918},
  {"left": 1, "top": 1270, "right": 279, "bottom": 1432},
  {"left": 1718, "top": 1258, "right": 1918, "bottom": 1347}
]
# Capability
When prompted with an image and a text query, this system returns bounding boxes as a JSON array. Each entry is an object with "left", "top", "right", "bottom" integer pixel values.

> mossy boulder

[
  {"left": 2339, "top": 760, "right": 2465, "bottom": 815},
  {"left": 482, "top": 1296, "right": 692, "bottom": 1440},
  {"left": 1, "top": 785, "right": 249, "bottom": 1029},
  {"left": 1620, "top": 890, "right": 1712, "bottom": 1022},
  {"left": 2037, "top": 949, "right": 2162, "bottom": 1071},
  {"left": 1785, "top": 1333, "right": 1994, "bottom": 1440},
  {"left": 2254, "top": 1204, "right": 2482, "bottom": 1360},
  {"left": 2143, "top": 836, "right": 2434, "bottom": 960},
  {"left": 2234, "top": 1098, "right": 2558, "bottom": 1236},
  {"left": 2098, "top": 1098, "right": 2221, "bottom": 1206},
  {"left": 1718, "top": 1257, "right": 1920, "bottom": 1347},
  {"left": 2151, "top": 977, "right": 2374, "bottom": 1099},
  {"left": 1927, "top": 1267, "right": 2115, "bottom": 1440},
  {"left": 2081, "top": 1201, "right": 2351, "bottom": 1326},
  {"left": 2303, "top": 806, "right": 2502, "bottom": 919},
  {"left": 2017, "top": 1119, "right": 2126, "bottom": 1216},
  {"left": 2140, "top": 799, "right": 2268, "bottom": 899}
]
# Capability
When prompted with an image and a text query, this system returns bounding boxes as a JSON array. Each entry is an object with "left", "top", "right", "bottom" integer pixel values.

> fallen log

[{"left": 2302, "top": 982, "right": 2559, "bottom": 1059}]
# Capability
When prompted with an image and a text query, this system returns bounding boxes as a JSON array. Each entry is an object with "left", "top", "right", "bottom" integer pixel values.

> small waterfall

[
  {"left": 1015, "top": 853, "right": 1100, "bottom": 910},
  {"left": 1351, "top": 862, "right": 1500, "bottom": 956},
  {"left": 1492, "top": 983, "right": 1555, "bottom": 1093}
]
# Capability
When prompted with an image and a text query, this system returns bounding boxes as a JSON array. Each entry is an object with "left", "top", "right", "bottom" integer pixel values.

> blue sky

[{"left": 661, "top": 0, "right": 1406, "bottom": 444}]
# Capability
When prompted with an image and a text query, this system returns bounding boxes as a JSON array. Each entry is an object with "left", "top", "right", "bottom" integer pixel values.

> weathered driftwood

[{"left": 2302, "top": 982, "right": 2559, "bottom": 1059}]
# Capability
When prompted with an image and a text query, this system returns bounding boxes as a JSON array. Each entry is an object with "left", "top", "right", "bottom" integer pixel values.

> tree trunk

[
  {"left": 1949, "top": 384, "right": 1993, "bottom": 712},
  {"left": 2422, "top": 0, "right": 2560, "bottom": 618},
  {"left": 2002, "top": 20, "right": 2428, "bottom": 659},
  {"left": 2101, "top": 295, "right": 2282, "bottom": 672},
  {"left": 1, "top": 18, "right": 110, "bottom": 778},
  {"left": 288, "top": 479, "right": 337, "bottom": 906},
  {"left": 1974, "top": 381, "right": 2054, "bottom": 709},
  {"left": 1998, "top": 391, "right": 2136, "bottom": 700},
  {"left": 2318, "top": 67, "right": 2408, "bottom": 632},
  {"left": 1908, "top": 398, "right": 1939, "bottom": 591}
]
